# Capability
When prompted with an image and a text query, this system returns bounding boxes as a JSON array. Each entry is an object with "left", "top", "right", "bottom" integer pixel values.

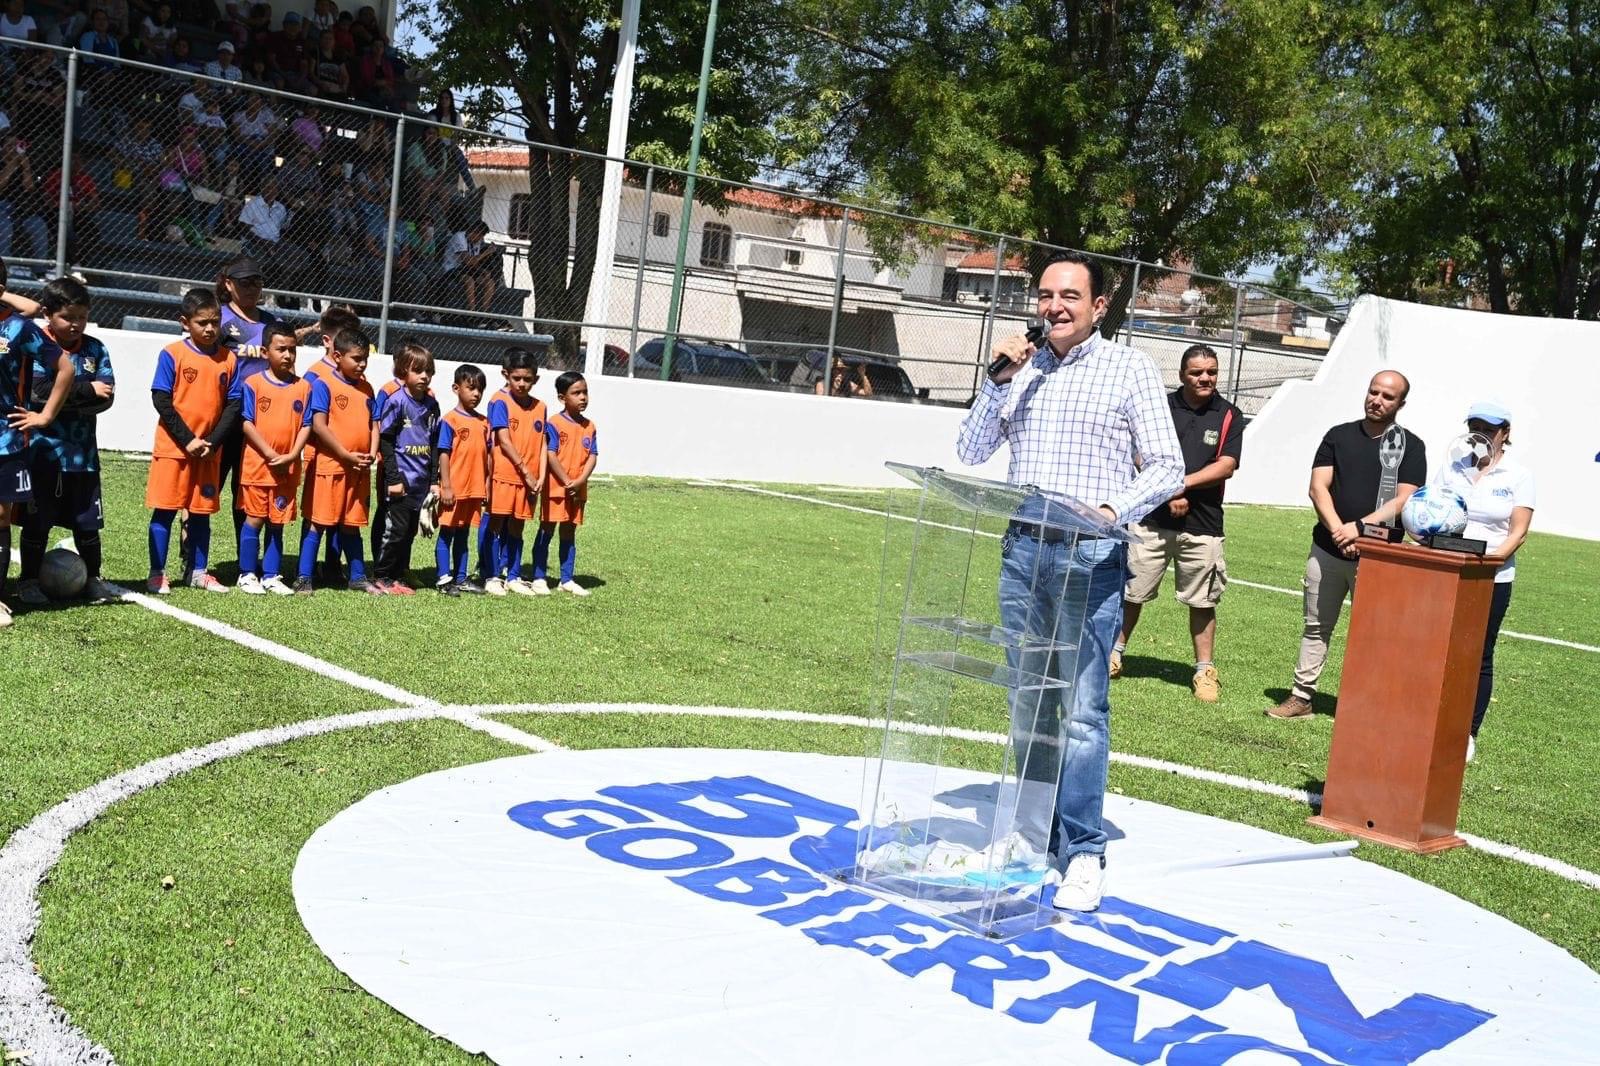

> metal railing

[{"left": 0, "top": 37, "right": 1343, "bottom": 411}]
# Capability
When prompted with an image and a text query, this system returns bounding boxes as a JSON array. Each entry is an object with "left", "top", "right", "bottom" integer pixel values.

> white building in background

[{"left": 463, "top": 147, "right": 1318, "bottom": 408}]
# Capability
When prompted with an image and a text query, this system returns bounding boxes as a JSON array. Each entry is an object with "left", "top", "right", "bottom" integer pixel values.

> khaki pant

[
  {"left": 1293, "top": 544, "right": 1358, "bottom": 701},
  {"left": 1124, "top": 526, "right": 1227, "bottom": 608}
]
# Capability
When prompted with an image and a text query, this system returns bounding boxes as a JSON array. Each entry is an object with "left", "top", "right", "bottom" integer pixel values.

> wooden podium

[{"left": 1307, "top": 540, "right": 1498, "bottom": 853}]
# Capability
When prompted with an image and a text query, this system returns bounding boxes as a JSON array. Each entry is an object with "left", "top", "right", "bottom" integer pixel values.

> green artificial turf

[{"left": 6, "top": 455, "right": 1596, "bottom": 1063}]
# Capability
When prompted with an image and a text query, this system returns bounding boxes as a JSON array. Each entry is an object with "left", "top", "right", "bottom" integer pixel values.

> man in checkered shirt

[{"left": 957, "top": 250, "right": 1184, "bottom": 912}]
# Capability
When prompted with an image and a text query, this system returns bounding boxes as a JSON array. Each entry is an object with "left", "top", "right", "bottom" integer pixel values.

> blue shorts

[
  {"left": 0, "top": 453, "right": 32, "bottom": 504},
  {"left": 26, "top": 455, "right": 104, "bottom": 530}
]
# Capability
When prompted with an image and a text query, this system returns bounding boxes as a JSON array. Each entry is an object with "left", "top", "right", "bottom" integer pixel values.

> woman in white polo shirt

[{"left": 1461, "top": 401, "right": 1536, "bottom": 761}]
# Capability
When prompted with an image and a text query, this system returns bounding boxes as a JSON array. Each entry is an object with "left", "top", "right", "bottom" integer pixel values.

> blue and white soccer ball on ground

[{"left": 1402, "top": 484, "right": 1469, "bottom": 540}]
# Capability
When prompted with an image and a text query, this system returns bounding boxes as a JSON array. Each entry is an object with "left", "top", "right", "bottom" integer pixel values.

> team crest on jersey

[
  {"left": 260, "top": 396, "right": 273, "bottom": 412},
  {"left": 292, "top": 399, "right": 304, "bottom": 413},
  {"left": 275, "top": 495, "right": 289, "bottom": 510},
  {"left": 0, "top": 337, "right": 10, "bottom": 356},
  {"left": 80, "top": 357, "right": 96, "bottom": 374},
  {"left": 510, "top": 417, "right": 520, "bottom": 431},
  {"left": 335, "top": 395, "right": 349, "bottom": 410},
  {"left": 1203, "top": 429, "right": 1219, "bottom": 446},
  {"left": 582, "top": 435, "right": 595, "bottom": 451},
  {"left": 534, "top": 419, "right": 544, "bottom": 433},
  {"left": 182, "top": 367, "right": 199, "bottom": 384},
  {"left": 200, "top": 483, "right": 216, "bottom": 499}
]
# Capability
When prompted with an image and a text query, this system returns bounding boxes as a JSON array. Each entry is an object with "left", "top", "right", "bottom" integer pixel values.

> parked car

[
  {"left": 631, "top": 338, "right": 782, "bottom": 388},
  {"left": 543, "top": 342, "right": 630, "bottom": 376},
  {"left": 768, "top": 350, "right": 929, "bottom": 403}
]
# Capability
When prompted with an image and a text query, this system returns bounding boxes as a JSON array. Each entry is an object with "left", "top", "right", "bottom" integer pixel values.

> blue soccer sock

[
  {"left": 263, "top": 524, "right": 284, "bottom": 579},
  {"left": 475, "top": 513, "right": 494, "bottom": 580},
  {"left": 452, "top": 527, "right": 471, "bottom": 583},
  {"left": 239, "top": 522, "right": 262, "bottom": 579},
  {"left": 559, "top": 537, "right": 576, "bottom": 583},
  {"left": 149, "top": 509, "right": 177, "bottom": 575},
  {"left": 297, "top": 526, "right": 324, "bottom": 580},
  {"left": 531, "top": 524, "right": 554, "bottom": 580},
  {"left": 506, "top": 533, "right": 525, "bottom": 581},
  {"left": 188, "top": 514, "right": 212, "bottom": 575},
  {"left": 338, "top": 529, "right": 367, "bottom": 582},
  {"left": 435, "top": 531, "right": 452, "bottom": 584}
]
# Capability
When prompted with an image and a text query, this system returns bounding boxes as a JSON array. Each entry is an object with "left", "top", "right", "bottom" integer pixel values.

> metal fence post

[
  {"left": 823, "top": 209, "right": 851, "bottom": 372},
  {"left": 1226, "top": 285, "right": 1246, "bottom": 404},
  {"left": 54, "top": 50, "right": 79, "bottom": 278},
  {"left": 376, "top": 115, "right": 406, "bottom": 355},
  {"left": 628, "top": 166, "right": 653, "bottom": 375},
  {"left": 974, "top": 237, "right": 1006, "bottom": 390},
  {"left": 1124, "top": 261, "right": 1141, "bottom": 346}
]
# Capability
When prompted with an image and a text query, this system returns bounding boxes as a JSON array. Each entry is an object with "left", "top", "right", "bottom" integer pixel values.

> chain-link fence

[{"left": 2, "top": 36, "right": 1342, "bottom": 410}]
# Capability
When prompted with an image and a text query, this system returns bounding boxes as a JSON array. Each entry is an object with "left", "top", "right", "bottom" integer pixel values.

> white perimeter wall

[
  {"left": 1229, "top": 295, "right": 1600, "bottom": 541},
  {"left": 88, "top": 328, "right": 1009, "bottom": 488}
]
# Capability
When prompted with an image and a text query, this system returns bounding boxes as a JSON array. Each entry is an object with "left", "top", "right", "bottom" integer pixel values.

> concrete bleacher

[{"left": 121, "top": 313, "right": 553, "bottom": 366}]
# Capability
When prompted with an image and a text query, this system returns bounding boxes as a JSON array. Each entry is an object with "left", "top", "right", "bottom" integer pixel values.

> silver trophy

[{"left": 1361, "top": 424, "right": 1408, "bottom": 542}]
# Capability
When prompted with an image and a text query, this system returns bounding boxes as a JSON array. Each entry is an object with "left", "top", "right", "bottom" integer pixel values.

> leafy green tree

[
  {"left": 400, "top": 0, "right": 788, "bottom": 351},
  {"left": 778, "top": 0, "right": 1376, "bottom": 328}
]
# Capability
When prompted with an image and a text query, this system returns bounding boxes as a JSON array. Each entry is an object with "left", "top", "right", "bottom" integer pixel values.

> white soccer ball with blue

[{"left": 1402, "top": 484, "right": 1469, "bottom": 540}]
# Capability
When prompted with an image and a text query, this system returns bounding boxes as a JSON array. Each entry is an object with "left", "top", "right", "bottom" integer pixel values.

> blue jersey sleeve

[
  {"left": 306, "top": 377, "right": 332, "bottom": 424},
  {"left": 378, "top": 395, "right": 404, "bottom": 433},
  {"left": 367, "top": 396, "right": 379, "bottom": 422},
  {"left": 151, "top": 349, "right": 177, "bottom": 393},
  {"left": 241, "top": 379, "right": 258, "bottom": 422},
  {"left": 488, "top": 397, "right": 509, "bottom": 431},
  {"left": 437, "top": 419, "right": 456, "bottom": 451},
  {"left": 544, "top": 420, "right": 559, "bottom": 452},
  {"left": 226, "top": 363, "right": 244, "bottom": 402},
  {"left": 586, "top": 427, "right": 598, "bottom": 456}
]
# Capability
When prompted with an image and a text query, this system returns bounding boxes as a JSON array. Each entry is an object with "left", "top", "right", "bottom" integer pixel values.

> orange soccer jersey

[
  {"left": 145, "top": 339, "right": 239, "bottom": 514},
  {"left": 439, "top": 406, "right": 490, "bottom": 527},
  {"left": 304, "top": 368, "right": 377, "bottom": 528},
  {"left": 487, "top": 388, "right": 547, "bottom": 521},
  {"left": 542, "top": 412, "right": 598, "bottom": 525},
  {"left": 240, "top": 371, "right": 311, "bottom": 523}
]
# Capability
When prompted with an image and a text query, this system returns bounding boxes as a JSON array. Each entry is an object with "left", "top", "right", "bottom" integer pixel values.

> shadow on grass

[{"left": 1118, "top": 654, "right": 1198, "bottom": 688}]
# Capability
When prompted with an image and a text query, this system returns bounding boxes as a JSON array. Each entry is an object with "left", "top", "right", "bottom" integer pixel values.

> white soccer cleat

[
  {"left": 1466, "top": 735, "right": 1476, "bottom": 763},
  {"left": 0, "top": 600, "right": 11, "bottom": 627},
  {"left": 559, "top": 580, "right": 590, "bottom": 597},
  {"left": 485, "top": 577, "right": 508, "bottom": 597},
  {"left": 237, "top": 573, "right": 266, "bottom": 595},
  {"left": 529, "top": 578, "right": 551, "bottom": 596},
  {"left": 1052, "top": 853, "right": 1105, "bottom": 912},
  {"left": 507, "top": 578, "right": 540, "bottom": 597},
  {"left": 261, "top": 576, "right": 294, "bottom": 596}
]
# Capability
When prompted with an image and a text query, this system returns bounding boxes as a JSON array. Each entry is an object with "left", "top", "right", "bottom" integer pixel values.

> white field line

[
  {"left": 464, "top": 702, "right": 1600, "bottom": 892},
  {"left": 690, "top": 481, "right": 1600, "bottom": 655}
]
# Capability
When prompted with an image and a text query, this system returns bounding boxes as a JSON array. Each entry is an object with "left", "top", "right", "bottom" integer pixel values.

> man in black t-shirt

[
  {"left": 1113, "top": 345, "right": 1243, "bottom": 702},
  {"left": 1267, "top": 370, "right": 1427, "bottom": 720}
]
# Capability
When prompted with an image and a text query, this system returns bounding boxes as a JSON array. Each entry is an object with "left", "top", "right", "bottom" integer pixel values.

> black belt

[{"left": 1007, "top": 520, "right": 1104, "bottom": 544}]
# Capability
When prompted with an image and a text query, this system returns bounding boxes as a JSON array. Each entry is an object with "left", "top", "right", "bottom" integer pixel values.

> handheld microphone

[{"left": 988, "top": 323, "right": 1047, "bottom": 379}]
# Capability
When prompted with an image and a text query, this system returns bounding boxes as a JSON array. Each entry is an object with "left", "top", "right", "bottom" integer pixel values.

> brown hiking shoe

[
  {"left": 1267, "top": 694, "right": 1314, "bottom": 719},
  {"left": 1109, "top": 648, "right": 1123, "bottom": 679},
  {"left": 1192, "top": 666, "right": 1221, "bottom": 703}
]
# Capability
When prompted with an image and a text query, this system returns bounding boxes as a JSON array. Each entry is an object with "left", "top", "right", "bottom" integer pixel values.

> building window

[
  {"left": 700, "top": 222, "right": 732, "bottom": 267},
  {"left": 784, "top": 247, "right": 803, "bottom": 267},
  {"left": 508, "top": 194, "right": 534, "bottom": 240},
  {"left": 652, "top": 211, "right": 670, "bottom": 237}
]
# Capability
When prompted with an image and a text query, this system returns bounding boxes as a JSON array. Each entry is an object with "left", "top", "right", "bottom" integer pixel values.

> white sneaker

[
  {"left": 16, "top": 579, "right": 48, "bottom": 606},
  {"left": 0, "top": 600, "right": 11, "bottom": 627},
  {"left": 1052, "top": 853, "right": 1105, "bottom": 912},
  {"left": 1466, "top": 735, "right": 1476, "bottom": 763},
  {"left": 529, "top": 577, "right": 552, "bottom": 596},
  {"left": 558, "top": 580, "right": 590, "bottom": 597},
  {"left": 237, "top": 573, "right": 266, "bottom": 595},
  {"left": 507, "top": 578, "right": 539, "bottom": 597},
  {"left": 485, "top": 577, "right": 508, "bottom": 597},
  {"left": 261, "top": 576, "right": 294, "bottom": 596}
]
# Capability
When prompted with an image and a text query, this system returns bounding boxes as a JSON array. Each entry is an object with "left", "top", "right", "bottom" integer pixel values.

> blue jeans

[{"left": 998, "top": 529, "right": 1127, "bottom": 866}]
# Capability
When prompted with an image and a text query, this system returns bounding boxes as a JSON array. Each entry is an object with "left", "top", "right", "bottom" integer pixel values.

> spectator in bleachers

[
  {"left": 202, "top": 155, "right": 243, "bottom": 236},
  {"left": 241, "top": 46, "right": 271, "bottom": 87},
  {"left": 277, "top": 142, "right": 320, "bottom": 211},
  {"left": 353, "top": 4, "right": 379, "bottom": 43},
  {"left": 353, "top": 114, "right": 391, "bottom": 169},
  {"left": 0, "top": 0, "right": 40, "bottom": 47},
  {"left": 403, "top": 123, "right": 445, "bottom": 208},
  {"left": 239, "top": 172, "right": 289, "bottom": 249},
  {"left": 167, "top": 35, "right": 203, "bottom": 74},
  {"left": 44, "top": 157, "right": 100, "bottom": 263},
  {"left": 311, "top": 0, "right": 335, "bottom": 33},
  {"left": 353, "top": 156, "right": 387, "bottom": 256},
  {"left": 77, "top": 10, "right": 121, "bottom": 71},
  {"left": 93, "top": 0, "right": 130, "bottom": 39},
  {"left": 140, "top": 2, "right": 179, "bottom": 60},
  {"left": 44, "top": 3, "right": 89, "bottom": 48},
  {"left": 172, "top": 0, "right": 220, "bottom": 27},
  {"left": 351, "top": 34, "right": 399, "bottom": 110},
  {"left": 289, "top": 106, "right": 324, "bottom": 153},
  {"left": 204, "top": 38, "right": 241, "bottom": 81},
  {"left": 16, "top": 46, "right": 65, "bottom": 114},
  {"left": 0, "top": 130, "right": 47, "bottom": 263},
  {"left": 268, "top": 9, "right": 313, "bottom": 95},
  {"left": 114, "top": 116, "right": 165, "bottom": 239},
  {"left": 157, "top": 125, "right": 208, "bottom": 242},
  {"left": 430, "top": 89, "right": 475, "bottom": 191},
  {"left": 243, "top": 2, "right": 272, "bottom": 46},
  {"left": 330, "top": 7, "right": 353, "bottom": 54},
  {"left": 231, "top": 92, "right": 278, "bottom": 178},
  {"left": 310, "top": 27, "right": 347, "bottom": 99},
  {"left": 442, "top": 218, "right": 497, "bottom": 318}
]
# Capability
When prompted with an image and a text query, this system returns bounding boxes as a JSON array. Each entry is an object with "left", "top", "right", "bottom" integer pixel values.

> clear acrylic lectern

[{"left": 834, "top": 462, "right": 1133, "bottom": 938}]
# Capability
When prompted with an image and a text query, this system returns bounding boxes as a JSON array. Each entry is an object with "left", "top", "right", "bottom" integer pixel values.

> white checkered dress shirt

[{"left": 956, "top": 332, "right": 1185, "bottom": 524}]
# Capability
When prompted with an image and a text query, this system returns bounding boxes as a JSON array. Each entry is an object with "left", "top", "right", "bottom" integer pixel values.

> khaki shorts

[{"left": 1124, "top": 526, "right": 1227, "bottom": 608}]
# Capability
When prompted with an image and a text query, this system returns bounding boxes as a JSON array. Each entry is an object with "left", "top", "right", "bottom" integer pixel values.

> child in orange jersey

[
  {"left": 531, "top": 371, "right": 597, "bottom": 597},
  {"left": 433, "top": 362, "right": 490, "bottom": 596},
  {"left": 236, "top": 324, "right": 312, "bottom": 594},
  {"left": 300, "top": 303, "right": 361, "bottom": 585},
  {"left": 293, "top": 326, "right": 380, "bottom": 594},
  {"left": 145, "top": 288, "right": 240, "bottom": 595},
  {"left": 482, "top": 346, "right": 547, "bottom": 596}
]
